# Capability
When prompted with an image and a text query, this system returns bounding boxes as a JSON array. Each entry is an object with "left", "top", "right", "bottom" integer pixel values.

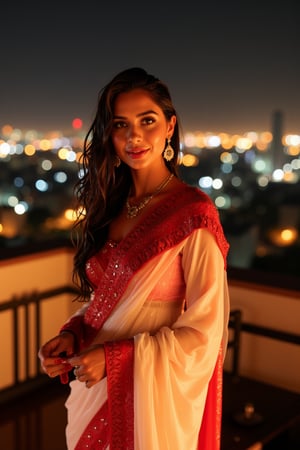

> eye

[
  {"left": 113, "top": 121, "right": 127, "bottom": 129},
  {"left": 142, "top": 116, "right": 156, "bottom": 125}
]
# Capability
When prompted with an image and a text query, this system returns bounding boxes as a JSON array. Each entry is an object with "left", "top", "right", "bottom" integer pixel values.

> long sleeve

[{"left": 60, "top": 302, "right": 90, "bottom": 352}]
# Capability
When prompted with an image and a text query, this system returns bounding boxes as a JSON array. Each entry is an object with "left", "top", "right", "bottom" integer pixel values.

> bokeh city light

[{"left": 1, "top": 121, "right": 300, "bottom": 278}]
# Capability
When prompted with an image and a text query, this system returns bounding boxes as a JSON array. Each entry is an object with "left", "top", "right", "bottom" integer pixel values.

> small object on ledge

[{"left": 233, "top": 402, "right": 264, "bottom": 426}]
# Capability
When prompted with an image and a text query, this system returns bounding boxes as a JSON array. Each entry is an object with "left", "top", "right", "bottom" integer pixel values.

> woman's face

[{"left": 111, "top": 88, "right": 176, "bottom": 171}]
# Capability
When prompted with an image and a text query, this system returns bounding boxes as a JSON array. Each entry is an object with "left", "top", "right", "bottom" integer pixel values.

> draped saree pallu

[{"left": 61, "top": 184, "right": 230, "bottom": 450}]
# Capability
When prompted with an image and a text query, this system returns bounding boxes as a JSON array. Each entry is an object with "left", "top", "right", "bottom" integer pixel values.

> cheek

[
  {"left": 152, "top": 133, "right": 166, "bottom": 151},
  {"left": 148, "top": 124, "right": 168, "bottom": 146},
  {"left": 111, "top": 134, "right": 123, "bottom": 151}
]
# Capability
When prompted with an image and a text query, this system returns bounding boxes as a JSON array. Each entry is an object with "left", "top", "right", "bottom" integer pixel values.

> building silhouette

[{"left": 270, "top": 110, "right": 284, "bottom": 170}]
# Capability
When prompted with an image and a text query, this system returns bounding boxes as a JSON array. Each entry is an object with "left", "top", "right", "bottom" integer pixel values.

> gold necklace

[{"left": 126, "top": 173, "right": 174, "bottom": 219}]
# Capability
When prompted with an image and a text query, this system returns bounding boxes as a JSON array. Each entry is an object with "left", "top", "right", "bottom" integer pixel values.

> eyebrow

[{"left": 113, "top": 109, "right": 159, "bottom": 119}]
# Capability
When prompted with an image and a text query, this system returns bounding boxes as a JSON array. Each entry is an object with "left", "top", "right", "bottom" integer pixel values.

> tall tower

[{"left": 270, "top": 110, "right": 284, "bottom": 170}]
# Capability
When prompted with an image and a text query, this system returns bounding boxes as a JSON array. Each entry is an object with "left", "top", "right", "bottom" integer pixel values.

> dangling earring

[
  {"left": 114, "top": 156, "right": 121, "bottom": 167},
  {"left": 163, "top": 138, "right": 175, "bottom": 161}
]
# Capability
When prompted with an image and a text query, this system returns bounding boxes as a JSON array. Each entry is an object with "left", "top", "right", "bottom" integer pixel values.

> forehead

[{"left": 113, "top": 88, "right": 162, "bottom": 116}]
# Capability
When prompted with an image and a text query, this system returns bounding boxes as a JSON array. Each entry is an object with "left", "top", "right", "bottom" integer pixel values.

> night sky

[{"left": 1, "top": 0, "right": 300, "bottom": 135}]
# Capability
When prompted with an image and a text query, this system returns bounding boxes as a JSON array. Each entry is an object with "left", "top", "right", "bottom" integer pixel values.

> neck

[
  {"left": 130, "top": 169, "right": 172, "bottom": 200},
  {"left": 125, "top": 172, "right": 174, "bottom": 219}
]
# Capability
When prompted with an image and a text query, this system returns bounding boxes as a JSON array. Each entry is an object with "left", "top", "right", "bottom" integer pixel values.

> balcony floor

[
  {"left": 0, "top": 380, "right": 69, "bottom": 450},
  {"left": 0, "top": 377, "right": 299, "bottom": 450}
]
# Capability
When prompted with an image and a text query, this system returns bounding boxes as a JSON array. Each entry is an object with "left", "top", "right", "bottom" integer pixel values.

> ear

[{"left": 167, "top": 115, "right": 177, "bottom": 138}]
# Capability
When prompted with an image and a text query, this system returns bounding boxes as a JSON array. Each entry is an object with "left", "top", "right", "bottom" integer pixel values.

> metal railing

[
  {"left": 226, "top": 309, "right": 300, "bottom": 378},
  {"left": 1, "top": 287, "right": 300, "bottom": 402},
  {"left": 0, "top": 285, "right": 78, "bottom": 403}
]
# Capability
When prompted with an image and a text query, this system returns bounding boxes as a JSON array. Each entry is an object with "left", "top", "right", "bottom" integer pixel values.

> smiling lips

[{"left": 126, "top": 147, "right": 149, "bottom": 159}]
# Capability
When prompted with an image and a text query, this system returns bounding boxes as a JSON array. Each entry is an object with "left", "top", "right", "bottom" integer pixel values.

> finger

[
  {"left": 68, "top": 356, "right": 81, "bottom": 368},
  {"left": 54, "top": 357, "right": 68, "bottom": 364},
  {"left": 73, "top": 365, "right": 81, "bottom": 378},
  {"left": 74, "top": 370, "right": 91, "bottom": 384},
  {"left": 85, "top": 378, "right": 98, "bottom": 388},
  {"left": 76, "top": 373, "right": 86, "bottom": 382},
  {"left": 42, "top": 356, "right": 66, "bottom": 368},
  {"left": 45, "top": 361, "right": 72, "bottom": 378},
  {"left": 74, "top": 366, "right": 89, "bottom": 382},
  {"left": 45, "top": 360, "right": 72, "bottom": 373}
]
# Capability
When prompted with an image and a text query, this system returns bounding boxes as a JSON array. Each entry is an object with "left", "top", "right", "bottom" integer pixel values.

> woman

[{"left": 38, "top": 67, "right": 230, "bottom": 450}]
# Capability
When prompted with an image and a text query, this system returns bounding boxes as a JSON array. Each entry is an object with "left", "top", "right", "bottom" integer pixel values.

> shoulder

[
  {"left": 181, "top": 184, "right": 213, "bottom": 203},
  {"left": 170, "top": 183, "right": 229, "bottom": 263},
  {"left": 173, "top": 183, "right": 217, "bottom": 217}
]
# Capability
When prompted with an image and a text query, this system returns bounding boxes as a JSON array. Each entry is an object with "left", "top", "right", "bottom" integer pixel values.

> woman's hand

[
  {"left": 68, "top": 344, "right": 106, "bottom": 389},
  {"left": 38, "top": 331, "right": 75, "bottom": 382}
]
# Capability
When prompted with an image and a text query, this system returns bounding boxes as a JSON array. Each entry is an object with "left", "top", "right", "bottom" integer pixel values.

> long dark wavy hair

[{"left": 72, "top": 67, "right": 181, "bottom": 300}]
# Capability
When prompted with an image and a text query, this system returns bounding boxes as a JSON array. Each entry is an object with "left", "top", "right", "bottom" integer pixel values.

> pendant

[
  {"left": 127, "top": 205, "right": 139, "bottom": 218},
  {"left": 125, "top": 173, "right": 174, "bottom": 219}
]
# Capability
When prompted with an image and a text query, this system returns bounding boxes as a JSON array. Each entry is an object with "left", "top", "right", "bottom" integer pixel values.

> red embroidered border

[
  {"left": 197, "top": 348, "right": 223, "bottom": 450},
  {"left": 83, "top": 185, "right": 229, "bottom": 344},
  {"left": 74, "top": 400, "right": 110, "bottom": 449},
  {"left": 105, "top": 339, "right": 135, "bottom": 450}
]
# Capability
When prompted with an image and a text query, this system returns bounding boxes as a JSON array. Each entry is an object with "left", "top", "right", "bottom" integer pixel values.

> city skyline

[
  {"left": 1, "top": 1, "right": 300, "bottom": 134},
  {"left": 1, "top": 116, "right": 299, "bottom": 278},
  {"left": 0, "top": 108, "right": 299, "bottom": 138}
]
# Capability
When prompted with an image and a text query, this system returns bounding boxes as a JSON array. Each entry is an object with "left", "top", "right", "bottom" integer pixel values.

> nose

[{"left": 126, "top": 124, "right": 142, "bottom": 142}]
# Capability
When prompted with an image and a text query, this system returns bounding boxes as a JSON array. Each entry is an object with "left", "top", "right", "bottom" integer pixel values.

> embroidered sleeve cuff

[{"left": 59, "top": 315, "right": 85, "bottom": 352}]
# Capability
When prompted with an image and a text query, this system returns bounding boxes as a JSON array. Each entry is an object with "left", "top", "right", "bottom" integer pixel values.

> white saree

[{"left": 61, "top": 185, "right": 230, "bottom": 450}]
